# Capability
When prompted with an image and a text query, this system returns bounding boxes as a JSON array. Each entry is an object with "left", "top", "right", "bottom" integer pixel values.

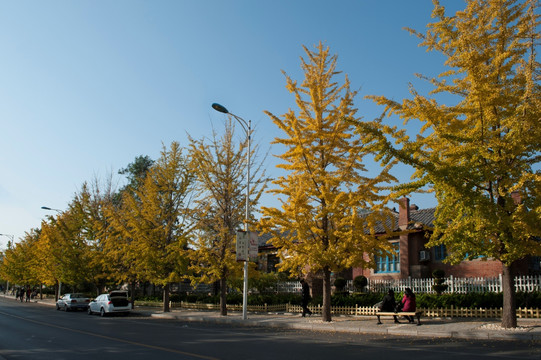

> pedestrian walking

[
  {"left": 25, "top": 288, "right": 31, "bottom": 302},
  {"left": 400, "top": 287, "right": 416, "bottom": 323},
  {"left": 300, "top": 279, "right": 312, "bottom": 317}
]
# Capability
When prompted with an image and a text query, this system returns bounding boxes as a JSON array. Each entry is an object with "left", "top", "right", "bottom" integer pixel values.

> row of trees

[
  {"left": 1, "top": 0, "right": 539, "bottom": 328},
  {"left": 1, "top": 123, "right": 267, "bottom": 314}
]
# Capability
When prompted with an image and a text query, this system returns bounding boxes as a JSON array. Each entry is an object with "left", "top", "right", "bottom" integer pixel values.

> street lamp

[
  {"left": 41, "top": 206, "right": 62, "bottom": 213},
  {"left": 212, "top": 102, "right": 251, "bottom": 320}
]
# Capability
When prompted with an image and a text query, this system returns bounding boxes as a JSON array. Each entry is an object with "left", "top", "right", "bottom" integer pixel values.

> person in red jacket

[{"left": 401, "top": 287, "right": 416, "bottom": 323}]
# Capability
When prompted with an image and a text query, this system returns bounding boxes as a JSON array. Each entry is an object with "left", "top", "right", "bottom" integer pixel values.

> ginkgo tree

[
  {"left": 260, "top": 42, "right": 398, "bottom": 322},
  {"left": 107, "top": 142, "right": 194, "bottom": 312},
  {"left": 71, "top": 180, "right": 117, "bottom": 295},
  {"left": 0, "top": 230, "right": 41, "bottom": 292},
  {"left": 359, "top": 0, "right": 540, "bottom": 328},
  {"left": 101, "top": 156, "right": 155, "bottom": 304},
  {"left": 188, "top": 118, "right": 267, "bottom": 316},
  {"left": 35, "top": 210, "right": 91, "bottom": 300}
]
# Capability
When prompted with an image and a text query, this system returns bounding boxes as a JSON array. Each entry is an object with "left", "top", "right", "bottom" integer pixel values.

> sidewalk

[
  {"left": 8, "top": 294, "right": 541, "bottom": 341},
  {"left": 148, "top": 309, "right": 541, "bottom": 341}
]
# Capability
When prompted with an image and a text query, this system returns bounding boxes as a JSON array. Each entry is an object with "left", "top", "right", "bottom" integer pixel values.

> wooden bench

[{"left": 376, "top": 311, "right": 422, "bottom": 326}]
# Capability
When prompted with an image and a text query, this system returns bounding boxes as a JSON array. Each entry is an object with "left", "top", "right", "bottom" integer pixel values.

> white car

[
  {"left": 56, "top": 293, "right": 90, "bottom": 311},
  {"left": 87, "top": 291, "right": 132, "bottom": 317}
]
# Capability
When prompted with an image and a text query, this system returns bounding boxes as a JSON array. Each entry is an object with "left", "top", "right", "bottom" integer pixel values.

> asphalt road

[{"left": 0, "top": 297, "right": 539, "bottom": 360}]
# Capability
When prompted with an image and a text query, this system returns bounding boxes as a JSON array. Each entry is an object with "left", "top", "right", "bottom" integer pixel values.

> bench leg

[{"left": 416, "top": 313, "right": 421, "bottom": 326}]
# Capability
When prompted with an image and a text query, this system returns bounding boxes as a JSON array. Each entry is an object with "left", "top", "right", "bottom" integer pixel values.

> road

[{"left": 0, "top": 297, "right": 539, "bottom": 360}]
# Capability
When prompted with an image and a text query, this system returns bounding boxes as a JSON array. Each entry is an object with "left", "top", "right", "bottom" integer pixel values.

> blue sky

[{"left": 0, "top": 0, "right": 467, "bottom": 249}]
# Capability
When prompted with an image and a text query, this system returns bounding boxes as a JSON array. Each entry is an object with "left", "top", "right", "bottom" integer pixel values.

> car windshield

[{"left": 71, "top": 293, "right": 85, "bottom": 298}]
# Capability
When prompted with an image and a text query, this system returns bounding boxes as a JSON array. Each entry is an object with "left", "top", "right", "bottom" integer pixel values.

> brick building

[
  {"left": 258, "top": 197, "right": 539, "bottom": 280},
  {"left": 351, "top": 197, "right": 535, "bottom": 281}
]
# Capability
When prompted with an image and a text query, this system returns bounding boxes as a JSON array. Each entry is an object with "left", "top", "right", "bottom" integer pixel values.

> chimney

[{"left": 398, "top": 197, "right": 410, "bottom": 230}]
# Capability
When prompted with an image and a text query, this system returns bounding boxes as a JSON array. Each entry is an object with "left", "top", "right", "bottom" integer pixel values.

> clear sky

[{"left": 0, "top": 0, "right": 467, "bottom": 249}]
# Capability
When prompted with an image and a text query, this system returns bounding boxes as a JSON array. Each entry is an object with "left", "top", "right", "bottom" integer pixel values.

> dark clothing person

[
  {"left": 300, "top": 279, "right": 312, "bottom": 317},
  {"left": 379, "top": 289, "right": 399, "bottom": 323}
]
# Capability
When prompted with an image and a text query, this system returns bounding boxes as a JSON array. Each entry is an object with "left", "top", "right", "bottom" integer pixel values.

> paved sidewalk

[
  {"left": 6, "top": 294, "right": 541, "bottom": 341},
  {"left": 148, "top": 309, "right": 541, "bottom": 341}
]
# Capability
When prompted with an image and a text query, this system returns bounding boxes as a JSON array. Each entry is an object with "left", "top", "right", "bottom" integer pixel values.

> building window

[
  {"left": 375, "top": 243, "right": 400, "bottom": 273},
  {"left": 434, "top": 244, "right": 447, "bottom": 261},
  {"left": 266, "top": 254, "right": 280, "bottom": 273}
]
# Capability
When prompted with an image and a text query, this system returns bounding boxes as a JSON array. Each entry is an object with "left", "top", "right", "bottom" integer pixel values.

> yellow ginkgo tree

[
  {"left": 260, "top": 43, "right": 397, "bottom": 322},
  {"left": 188, "top": 119, "right": 267, "bottom": 316},
  {"left": 0, "top": 230, "right": 40, "bottom": 293},
  {"left": 359, "top": 0, "right": 540, "bottom": 328},
  {"left": 107, "top": 142, "right": 195, "bottom": 312}
]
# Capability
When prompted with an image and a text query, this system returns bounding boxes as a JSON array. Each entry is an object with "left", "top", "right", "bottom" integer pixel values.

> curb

[{"left": 148, "top": 312, "right": 541, "bottom": 341}]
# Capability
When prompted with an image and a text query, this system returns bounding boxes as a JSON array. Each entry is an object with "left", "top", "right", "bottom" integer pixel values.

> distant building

[{"left": 258, "top": 197, "right": 539, "bottom": 280}]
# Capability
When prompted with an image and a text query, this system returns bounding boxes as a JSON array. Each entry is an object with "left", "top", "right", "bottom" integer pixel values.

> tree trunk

[
  {"left": 130, "top": 281, "right": 136, "bottom": 308},
  {"left": 220, "top": 277, "right": 227, "bottom": 316},
  {"left": 501, "top": 262, "right": 517, "bottom": 328},
  {"left": 54, "top": 280, "right": 59, "bottom": 302},
  {"left": 322, "top": 267, "right": 332, "bottom": 322},
  {"left": 163, "top": 283, "right": 170, "bottom": 312}
]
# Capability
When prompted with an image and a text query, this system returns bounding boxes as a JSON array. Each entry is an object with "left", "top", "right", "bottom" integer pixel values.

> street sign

[
  {"left": 236, "top": 231, "right": 258, "bottom": 262},
  {"left": 248, "top": 231, "right": 258, "bottom": 262},
  {"left": 236, "top": 231, "right": 248, "bottom": 261}
]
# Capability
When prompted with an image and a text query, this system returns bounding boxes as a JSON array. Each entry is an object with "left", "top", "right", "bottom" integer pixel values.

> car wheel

[
  {"left": 100, "top": 308, "right": 106, "bottom": 317},
  {"left": 56, "top": 304, "right": 60, "bottom": 310},
  {"left": 64, "top": 305, "right": 69, "bottom": 312},
  {"left": 87, "top": 307, "right": 93, "bottom": 315}
]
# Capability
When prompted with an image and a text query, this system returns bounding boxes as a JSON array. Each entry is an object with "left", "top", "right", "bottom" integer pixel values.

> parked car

[
  {"left": 88, "top": 291, "right": 132, "bottom": 317},
  {"left": 56, "top": 293, "right": 90, "bottom": 311}
]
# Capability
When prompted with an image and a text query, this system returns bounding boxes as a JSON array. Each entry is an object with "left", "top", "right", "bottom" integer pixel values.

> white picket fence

[
  {"left": 272, "top": 275, "right": 541, "bottom": 294},
  {"left": 359, "top": 275, "right": 541, "bottom": 294},
  {"left": 175, "top": 275, "right": 541, "bottom": 294},
  {"left": 174, "top": 302, "right": 541, "bottom": 319}
]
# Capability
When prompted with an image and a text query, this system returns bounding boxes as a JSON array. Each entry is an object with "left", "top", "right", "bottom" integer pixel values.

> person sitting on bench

[
  {"left": 379, "top": 289, "right": 399, "bottom": 323},
  {"left": 400, "top": 288, "right": 416, "bottom": 323}
]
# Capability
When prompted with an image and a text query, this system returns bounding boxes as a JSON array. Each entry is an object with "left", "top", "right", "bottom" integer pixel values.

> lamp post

[
  {"left": 0, "top": 233, "right": 14, "bottom": 293},
  {"left": 212, "top": 102, "right": 251, "bottom": 320},
  {"left": 41, "top": 206, "right": 62, "bottom": 213}
]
